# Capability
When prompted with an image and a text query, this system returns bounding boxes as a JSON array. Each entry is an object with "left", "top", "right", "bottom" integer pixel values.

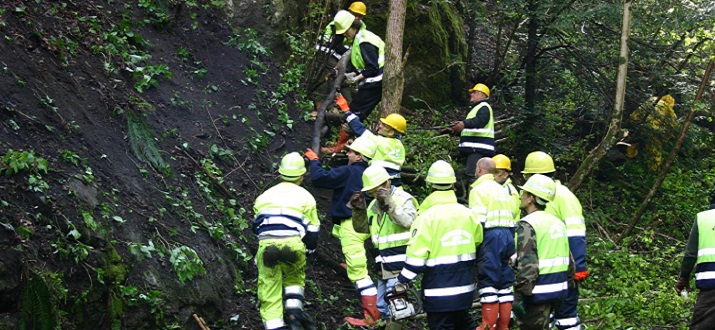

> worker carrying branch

[{"left": 322, "top": 9, "right": 385, "bottom": 154}]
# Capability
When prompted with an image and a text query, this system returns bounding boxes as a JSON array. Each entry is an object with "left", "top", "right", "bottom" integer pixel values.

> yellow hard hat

[
  {"left": 492, "top": 154, "right": 512, "bottom": 171},
  {"left": 333, "top": 10, "right": 356, "bottom": 35},
  {"left": 380, "top": 113, "right": 407, "bottom": 134},
  {"left": 519, "top": 174, "right": 556, "bottom": 203},
  {"left": 361, "top": 165, "right": 390, "bottom": 191},
  {"left": 347, "top": 2, "right": 367, "bottom": 16},
  {"left": 346, "top": 135, "right": 376, "bottom": 159},
  {"left": 468, "top": 83, "right": 490, "bottom": 98},
  {"left": 425, "top": 160, "right": 456, "bottom": 186},
  {"left": 278, "top": 152, "right": 306, "bottom": 179},
  {"left": 522, "top": 151, "right": 555, "bottom": 174}
]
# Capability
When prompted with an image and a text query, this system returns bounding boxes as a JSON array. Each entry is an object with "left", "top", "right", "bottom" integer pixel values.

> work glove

[
  {"left": 304, "top": 148, "right": 319, "bottom": 161},
  {"left": 451, "top": 121, "right": 465, "bottom": 134},
  {"left": 344, "top": 72, "right": 360, "bottom": 85},
  {"left": 349, "top": 192, "right": 367, "bottom": 210},
  {"left": 375, "top": 187, "right": 393, "bottom": 210},
  {"left": 574, "top": 270, "right": 589, "bottom": 281},
  {"left": 439, "top": 127, "right": 453, "bottom": 135},
  {"left": 674, "top": 277, "right": 690, "bottom": 295},
  {"left": 335, "top": 93, "right": 350, "bottom": 113}
]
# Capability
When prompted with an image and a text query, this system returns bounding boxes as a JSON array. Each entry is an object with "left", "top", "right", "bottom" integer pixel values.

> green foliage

[
  {"left": 1, "top": 149, "right": 48, "bottom": 176},
  {"left": 19, "top": 270, "right": 66, "bottom": 330},
  {"left": 581, "top": 238, "right": 691, "bottom": 329},
  {"left": 1, "top": 149, "right": 50, "bottom": 192},
  {"left": 126, "top": 111, "right": 169, "bottom": 172},
  {"left": 402, "top": 124, "right": 462, "bottom": 199},
  {"left": 169, "top": 246, "right": 206, "bottom": 284},
  {"left": 225, "top": 28, "right": 271, "bottom": 59}
]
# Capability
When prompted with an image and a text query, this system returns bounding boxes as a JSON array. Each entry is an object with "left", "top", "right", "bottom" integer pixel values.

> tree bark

[
  {"left": 312, "top": 50, "right": 351, "bottom": 154},
  {"left": 380, "top": 0, "right": 407, "bottom": 116},
  {"left": 568, "top": 0, "right": 632, "bottom": 192},
  {"left": 618, "top": 56, "right": 715, "bottom": 242}
]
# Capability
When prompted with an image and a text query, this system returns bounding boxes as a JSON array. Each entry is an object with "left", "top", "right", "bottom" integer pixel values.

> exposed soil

[{"left": 0, "top": 0, "right": 424, "bottom": 329}]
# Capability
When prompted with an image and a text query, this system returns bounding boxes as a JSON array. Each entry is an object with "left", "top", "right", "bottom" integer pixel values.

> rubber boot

[
  {"left": 497, "top": 302, "right": 512, "bottom": 330},
  {"left": 476, "top": 302, "right": 499, "bottom": 330},
  {"left": 344, "top": 295, "right": 380, "bottom": 327},
  {"left": 321, "top": 130, "right": 349, "bottom": 154}
]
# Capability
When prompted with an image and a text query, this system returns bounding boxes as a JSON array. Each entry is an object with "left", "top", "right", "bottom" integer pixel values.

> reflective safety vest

[
  {"left": 696, "top": 209, "right": 715, "bottom": 289},
  {"left": 253, "top": 182, "right": 320, "bottom": 249},
  {"left": 367, "top": 188, "right": 418, "bottom": 272},
  {"left": 398, "top": 190, "right": 484, "bottom": 312},
  {"left": 469, "top": 174, "right": 516, "bottom": 229},
  {"left": 458, "top": 101, "right": 495, "bottom": 154},
  {"left": 522, "top": 211, "right": 570, "bottom": 304},
  {"left": 350, "top": 26, "right": 385, "bottom": 84},
  {"left": 366, "top": 131, "right": 405, "bottom": 179}
]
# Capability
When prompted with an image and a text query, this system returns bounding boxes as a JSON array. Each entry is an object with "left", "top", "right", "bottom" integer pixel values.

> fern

[
  {"left": 126, "top": 111, "right": 166, "bottom": 170},
  {"left": 18, "top": 272, "right": 61, "bottom": 330}
]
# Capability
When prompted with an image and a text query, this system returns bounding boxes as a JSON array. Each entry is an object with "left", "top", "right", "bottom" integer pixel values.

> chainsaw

[{"left": 385, "top": 284, "right": 423, "bottom": 321}]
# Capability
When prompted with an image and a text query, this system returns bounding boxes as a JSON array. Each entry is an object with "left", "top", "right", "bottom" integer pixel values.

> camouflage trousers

[{"left": 513, "top": 294, "right": 561, "bottom": 330}]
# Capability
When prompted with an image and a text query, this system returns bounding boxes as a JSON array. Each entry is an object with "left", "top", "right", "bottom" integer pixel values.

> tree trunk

[
  {"left": 568, "top": 0, "right": 632, "bottom": 192},
  {"left": 380, "top": 0, "right": 407, "bottom": 116},
  {"left": 618, "top": 56, "right": 715, "bottom": 242},
  {"left": 312, "top": 50, "right": 351, "bottom": 153}
]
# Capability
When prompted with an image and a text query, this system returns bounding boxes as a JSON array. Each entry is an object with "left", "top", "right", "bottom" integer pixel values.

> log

[
  {"left": 312, "top": 50, "right": 351, "bottom": 153},
  {"left": 192, "top": 314, "right": 210, "bottom": 330}
]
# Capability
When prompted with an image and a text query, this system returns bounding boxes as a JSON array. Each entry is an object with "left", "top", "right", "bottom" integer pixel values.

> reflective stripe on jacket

[
  {"left": 459, "top": 101, "right": 494, "bottom": 154},
  {"left": 350, "top": 26, "right": 385, "bottom": 83},
  {"left": 696, "top": 209, "right": 715, "bottom": 289},
  {"left": 469, "top": 174, "right": 516, "bottom": 229},
  {"left": 367, "top": 188, "right": 418, "bottom": 273},
  {"left": 398, "top": 190, "right": 484, "bottom": 312},
  {"left": 521, "top": 211, "right": 570, "bottom": 304},
  {"left": 253, "top": 182, "right": 320, "bottom": 250}
]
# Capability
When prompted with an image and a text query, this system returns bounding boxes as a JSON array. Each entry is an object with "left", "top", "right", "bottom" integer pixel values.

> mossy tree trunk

[{"left": 381, "top": 0, "right": 408, "bottom": 116}]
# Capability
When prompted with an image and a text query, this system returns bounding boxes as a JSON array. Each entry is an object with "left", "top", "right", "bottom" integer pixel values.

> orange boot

[
  {"left": 497, "top": 302, "right": 512, "bottom": 330},
  {"left": 476, "top": 302, "right": 499, "bottom": 330},
  {"left": 344, "top": 295, "right": 380, "bottom": 327},
  {"left": 321, "top": 130, "right": 350, "bottom": 154}
]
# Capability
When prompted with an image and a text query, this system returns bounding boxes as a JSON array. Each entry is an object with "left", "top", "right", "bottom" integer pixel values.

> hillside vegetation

[{"left": 1, "top": 0, "right": 714, "bottom": 329}]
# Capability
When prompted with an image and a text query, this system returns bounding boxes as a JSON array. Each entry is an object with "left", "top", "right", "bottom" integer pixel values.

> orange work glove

[
  {"left": 335, "top": 93, "right": 350, "bottom": 113},
  {"left": 574, "top": 270, "right": 589, "bottom": 281},
  {"left": 304, "top": 148, "right": 319, "bottom": 161},
  {"left": 452, "top": 121, "right": 465, "bottom": 134}
]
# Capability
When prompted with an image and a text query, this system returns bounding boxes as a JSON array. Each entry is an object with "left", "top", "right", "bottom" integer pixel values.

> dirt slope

[{"left": 0, "top": 1, "right": 378, "bottom": 329}]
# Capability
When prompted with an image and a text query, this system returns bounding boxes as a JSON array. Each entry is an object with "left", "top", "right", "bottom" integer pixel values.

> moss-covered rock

[{"left": 402, "top": 1, "right": 468, "bottom": 109}]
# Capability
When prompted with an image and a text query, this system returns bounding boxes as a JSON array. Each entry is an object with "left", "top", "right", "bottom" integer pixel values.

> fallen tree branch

[
  {"left": 312, "top": 50, "right": 351, "bottom": 153},
  {"left": 193, "top": 313, "right": 210, "bottom": 330}
]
